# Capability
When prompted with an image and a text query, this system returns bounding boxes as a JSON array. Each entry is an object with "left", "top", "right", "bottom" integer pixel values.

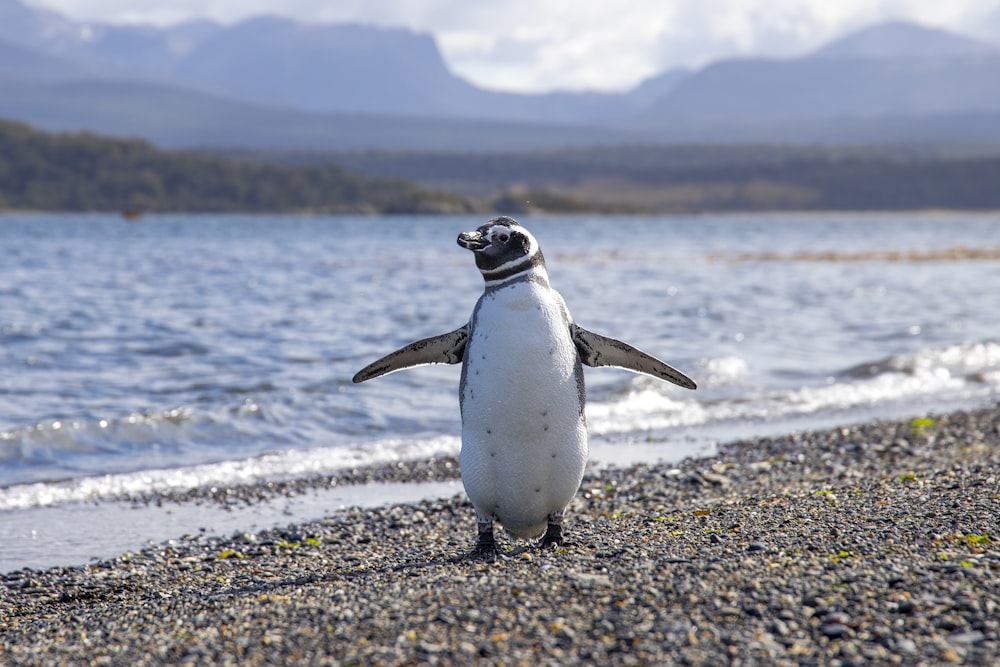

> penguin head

[{"left": 457, "top": 217, "right": 545, "bottom": 281}]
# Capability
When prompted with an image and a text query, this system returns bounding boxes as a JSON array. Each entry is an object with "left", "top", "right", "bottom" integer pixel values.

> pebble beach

[{"left": 2, "top": 405, "right": 999, "bottom": 665}]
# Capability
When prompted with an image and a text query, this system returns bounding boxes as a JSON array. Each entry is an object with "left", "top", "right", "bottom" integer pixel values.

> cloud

[
  {"left": 427, "top": 0, "right": 1000, "bottom": 92},
  {"left": 29, "top": 0, "right": 1000, "bottom": 92}
]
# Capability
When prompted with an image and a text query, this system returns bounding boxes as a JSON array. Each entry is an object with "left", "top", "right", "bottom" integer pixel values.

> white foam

[
  {"left": 586, "top": 390, "right": 707, "bottom": 435},
  {"left": 922, "top": 341, "right": 1000, "bottom": 373},
  {"left": 585, "top": 342, "right": 1000, "bottom": 438},
  {"left": 700, "top": 356, "right": 748, "bottom": 383},
  {"left": 0, "top": 435, "right": 460, "bottom": 511},
  {"left": 5, "top": 342, "right": 996, "bottom": 511}
]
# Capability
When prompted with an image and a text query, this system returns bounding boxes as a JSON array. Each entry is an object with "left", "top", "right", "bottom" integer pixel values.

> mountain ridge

[
  {"left": 809, "top": 20, "right": 1000, "bottom": 60},
  {"left": 3, "top": 1, "right": 1000, "bottom": 150}
]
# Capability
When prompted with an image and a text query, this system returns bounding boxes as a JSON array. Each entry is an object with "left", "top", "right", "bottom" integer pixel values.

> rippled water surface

[{"left": 2, "top": 212, "right": 999, "bottom": 510}]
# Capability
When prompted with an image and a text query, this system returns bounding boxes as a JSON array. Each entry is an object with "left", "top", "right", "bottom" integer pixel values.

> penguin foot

[
  {"left": 540, "top": 522, "right": 563, "bottom": 548},
  {"left": 469, "top": 527, "right": 497, "bottom": 562}
]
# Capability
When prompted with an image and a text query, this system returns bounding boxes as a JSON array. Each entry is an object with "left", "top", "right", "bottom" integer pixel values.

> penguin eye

[{"left": 496, "top": 232, "right": 509, "bottom": 243}]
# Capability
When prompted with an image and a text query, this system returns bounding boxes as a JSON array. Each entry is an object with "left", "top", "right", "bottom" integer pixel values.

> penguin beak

[{"left": 457, "top": 231, "right": 489, "bottom": 252}]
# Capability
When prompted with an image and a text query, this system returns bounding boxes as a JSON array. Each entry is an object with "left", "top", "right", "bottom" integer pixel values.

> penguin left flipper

[
  {"left": 353, "top": 326, "right": 469, "bottom": 383},
  {"left": 571, "top": 324, "right": 697, "bottom": 390}
]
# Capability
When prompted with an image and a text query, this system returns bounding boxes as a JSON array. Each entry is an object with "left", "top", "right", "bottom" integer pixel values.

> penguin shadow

[
  {"left": 342, "top": 532, "right": 575, "bottom": 572},
  {"left": 208, "top": 536, "right": 576, "bottom": 603},
  {"left": 444, "top": 537, "right": 576, "bottom": 565}
]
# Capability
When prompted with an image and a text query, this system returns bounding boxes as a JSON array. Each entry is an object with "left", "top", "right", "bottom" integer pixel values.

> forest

[
  {"left": 0, "top": 120, "right": 474, "bottom": 214},
  {"left": 326, "top": 144, "right": 1000, "bottom": 213},
  {"left": 4, "top": 118, "right": 1000, "bottom": 214}
]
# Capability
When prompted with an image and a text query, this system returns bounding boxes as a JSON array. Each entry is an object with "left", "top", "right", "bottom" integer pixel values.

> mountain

[
  {"left": 0, "top": 78, "right": 635, "bottom": 151},
  {"left": 640, "top": 55, "right": 1000, "bottom": 121},
  {"left": 75, "top": 21, "right": 222, "bottom": 75},
  {"left": 0, "top": 0, "right": 82, "bottom": 51},
  {"left": 168, "top": 18, "right": 481, "bottom": 115},
  {"left": 810, "top": 20, "right": 998, "bottom": 59},
  {"left": 2, "top": 0, "right": 1000, "bottom": 150},
  {"left": 628, "top": 68, "right": 694, "bottom": 108},
  {"left": 0, "top": 39, "right": 95, "bottom": 81},
  {"left": 0, "top": 3, "right": 641, "bottom": 124},
  {"left": 641, "top": 22, "right": 1000, "bottom": 123}
]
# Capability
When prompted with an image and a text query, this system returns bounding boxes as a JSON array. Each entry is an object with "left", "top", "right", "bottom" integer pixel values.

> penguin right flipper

[
  {"left": 571, "top": 324, "right": 697, "bottom": 390},
  {"left": 352, "top": 326, "right": 469, "bottom": 383}
]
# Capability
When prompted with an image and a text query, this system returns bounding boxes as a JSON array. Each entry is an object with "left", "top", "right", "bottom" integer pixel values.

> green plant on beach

[
  {"left": 828, "top": 550, "right": 857, "bottom": 563},
  {"left": 910, "top": 417, "right": 936, "bottom": 436},
  {"left": 962, "top": 533, "right": 992, "bottom": 547}
]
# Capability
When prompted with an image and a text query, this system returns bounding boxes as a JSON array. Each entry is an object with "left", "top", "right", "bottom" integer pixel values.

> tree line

[
  {"left": 0, "top": 120, "right": 476, "bottom": 214},
  {"left": 5, "top": 118, "right": 1000, "bottom": 215},
  {"left": 328, "top": 144, "right": 1000, "bottom": 213}
]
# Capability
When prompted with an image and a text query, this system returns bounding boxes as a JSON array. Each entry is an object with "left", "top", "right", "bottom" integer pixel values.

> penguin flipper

[
  {"left": 571, "top": 324, "right": 697, "bottom": 390},
  {"left": 352, "top": 326, "right": 469, "bottom": 383}
]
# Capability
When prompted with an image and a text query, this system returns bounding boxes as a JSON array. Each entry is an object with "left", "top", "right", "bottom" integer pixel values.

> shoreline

[{"left": 2, "top": 404, "right": 999, "bottom": 664}]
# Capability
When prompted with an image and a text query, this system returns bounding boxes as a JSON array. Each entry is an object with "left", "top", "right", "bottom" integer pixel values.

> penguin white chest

[{"left": 459, "top": 281, "right": 588, "bottom": 538}]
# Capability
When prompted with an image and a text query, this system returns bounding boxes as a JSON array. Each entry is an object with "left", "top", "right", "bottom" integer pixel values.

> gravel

[{"left": 2, "top": 405, "right": 999, "bottom": 665}]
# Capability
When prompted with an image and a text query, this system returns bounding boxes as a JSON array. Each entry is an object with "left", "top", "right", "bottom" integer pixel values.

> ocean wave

[
  {"left": 0, "top": 435, "right": 460, "bottom": 511},
  {"left": 839, "top": 341, "right": 1000, "bottom": 380},
  {"left": 3, "top": 341, "right": 997, "bottom": 509},
  {"left": 586, "top": 342, "right": 1000, "bottom": 436},
  {"left": 0, "top": 407, "right": 199, "bottom": 466},
  {"left": 0, "top": 402, "right": 307, "bottom": 488}
]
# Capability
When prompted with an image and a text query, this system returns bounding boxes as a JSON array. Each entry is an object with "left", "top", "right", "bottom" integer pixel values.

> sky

[{"left": 29, "top": 0, "right": 1000, "bottom": 93}]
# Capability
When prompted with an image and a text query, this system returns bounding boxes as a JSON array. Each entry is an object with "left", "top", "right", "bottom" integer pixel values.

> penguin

[{"left": 353, "top": 217, "right": 696, "bottom": 559}]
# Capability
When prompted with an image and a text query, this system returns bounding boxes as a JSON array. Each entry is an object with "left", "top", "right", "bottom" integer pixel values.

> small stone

[
  {"left": 570, "top": 572, "right": 612, "bottom": 588},
  {"left": 417, "top": 641, "right": 445, "bottom": 655},
  {"left": 824, "top": 611, "right": 850, "bottom": 625},
  {"left": 948, "top": 630, "right": 985, "bottom": 645},
  {"left": 701, "top": 471, "right": 732, "bottom": 486},
  {"left": 820, "top": 622, "right": 850, "bottom": 639}
]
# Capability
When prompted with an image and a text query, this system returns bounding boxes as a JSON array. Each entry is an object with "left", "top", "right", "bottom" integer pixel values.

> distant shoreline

[
  {"left": 6, "top": 119, "right": 1000, "bottom": 216},
  {"left": 3, "top": 403, "right": 998, "bottom": 664},
  {"left": 3, "top": 207, "right": 1000, "bottom": 217}
]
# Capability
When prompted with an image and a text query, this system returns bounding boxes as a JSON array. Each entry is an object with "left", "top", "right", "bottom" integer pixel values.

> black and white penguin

[{"left": 353, "top": 217, "right": 695, "bottom": 559}]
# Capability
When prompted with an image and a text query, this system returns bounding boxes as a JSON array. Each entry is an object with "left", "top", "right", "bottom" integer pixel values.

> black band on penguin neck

[{"left": 480, "top": 252, "right": 546, "bottom": 287}]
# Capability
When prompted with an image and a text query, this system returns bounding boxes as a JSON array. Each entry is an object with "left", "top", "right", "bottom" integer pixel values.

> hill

[
  {"left": 0, "top": 120, "right": 474, "bottom": 214},
  {"left": 4, "top": 119, "right": 1000, "bottom": 215},
  {"left": 315, "top": 145, "right": 1000, "bottom": 213}
]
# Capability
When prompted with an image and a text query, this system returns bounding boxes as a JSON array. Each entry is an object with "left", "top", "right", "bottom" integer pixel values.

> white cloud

[{"left": 27, "top": 0, "right": 1000, "bottom": 92}]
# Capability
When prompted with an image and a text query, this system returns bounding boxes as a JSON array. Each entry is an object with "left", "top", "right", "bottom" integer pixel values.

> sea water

[{"left": 2, "top": 212, "right": 998, "bottom": 570}]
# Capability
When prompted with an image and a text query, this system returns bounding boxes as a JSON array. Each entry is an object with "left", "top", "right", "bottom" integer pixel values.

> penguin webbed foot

[
  {"left": 540, "top": 521, "right": 564, "bottom": 549},
  {"left": 469, "top": 544, "right": 497, "bottom": 562},
  {"left": 468, "top": 522, "right": 498, "bottom": 562}
]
